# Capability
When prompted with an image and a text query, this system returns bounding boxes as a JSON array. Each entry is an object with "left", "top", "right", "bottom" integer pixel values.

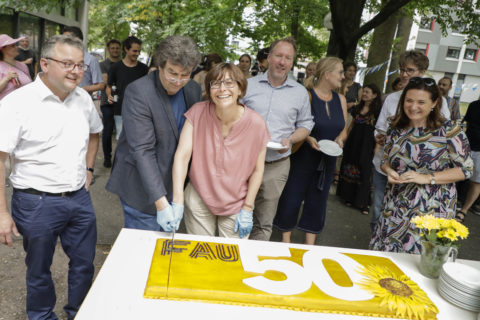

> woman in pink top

[
  {"left": 0, "top": 34, "right": 32, "bottom": 100},
  {"left": 172, "top": 63, "right": 269, "bottom": 238}
]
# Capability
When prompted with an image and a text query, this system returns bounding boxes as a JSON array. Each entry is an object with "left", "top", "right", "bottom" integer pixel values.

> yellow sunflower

[{"left": 356, "top": 264, "right": 438, "bottom": 320}]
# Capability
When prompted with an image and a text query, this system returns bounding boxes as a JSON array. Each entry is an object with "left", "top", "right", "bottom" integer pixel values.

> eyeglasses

[
  {"left": 210, "top": 79, "right": 237, "bottom": 89},
  {"left": 46, "top": 57, "right": 88, "bottom": 71},
  {"left": 163, "top": 68, "right": 191, "bottom": 84},
  {"left": 399, "top": 67, "right": 419, "bottom": 76},
  {"left": 409, "top": 77, "right": 436, "bottom": 86}
]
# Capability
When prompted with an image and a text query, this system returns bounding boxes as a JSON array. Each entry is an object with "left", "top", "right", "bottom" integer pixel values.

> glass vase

[{"left": 419, "top": 240, "right": 457, "bottom": 279}]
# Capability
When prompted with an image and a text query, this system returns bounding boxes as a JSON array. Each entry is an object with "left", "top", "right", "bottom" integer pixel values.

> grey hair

[
  {"left": 41, "top": 35, "right": 84, "bottom": 59},
  {"left": 153, "top": 35, "right": 201, "bottom": 70}
]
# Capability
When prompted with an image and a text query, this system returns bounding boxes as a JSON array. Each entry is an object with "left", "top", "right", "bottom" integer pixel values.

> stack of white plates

[{"left": 438, "top": 262, "right": 480, "bottom": 312}]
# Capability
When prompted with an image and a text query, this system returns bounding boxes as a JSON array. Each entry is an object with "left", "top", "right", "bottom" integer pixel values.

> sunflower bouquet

[{"left": 411, "top": 214, "right": 469, "bottom": 246}]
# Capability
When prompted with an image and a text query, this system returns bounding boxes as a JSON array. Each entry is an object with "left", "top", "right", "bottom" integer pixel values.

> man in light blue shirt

[
  {"left": 63, "top": 26, "right": 104, "bottom": 94},
  {"left": 241, "top": 37, "right": 314, "bottom": 241}
]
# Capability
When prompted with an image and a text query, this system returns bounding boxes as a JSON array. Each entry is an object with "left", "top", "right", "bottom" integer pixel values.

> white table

[{"left": 76, "top": 228, "right": 480, "bottom": 320}]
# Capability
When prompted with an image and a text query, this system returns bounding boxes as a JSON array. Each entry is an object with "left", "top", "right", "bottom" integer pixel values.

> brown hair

[
  {"left": 390, "top": 77, "right": 445, "bottom": 131},
  {"left": 205, "top": 63, "right": 247, "bottom": 103},
  {"left": 399, "top": 50, "right": 429, "bottom": 71},
  {"left": 239, "top": 53, "right": 251, "bottom": 64},
  {"left": 203, "top": 53, "right": 223, "bottom": 72}
]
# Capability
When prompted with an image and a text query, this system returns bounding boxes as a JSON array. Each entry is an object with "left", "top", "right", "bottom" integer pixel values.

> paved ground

[{"left": 1, "top": 148, "right": 479, "bottom": 320}]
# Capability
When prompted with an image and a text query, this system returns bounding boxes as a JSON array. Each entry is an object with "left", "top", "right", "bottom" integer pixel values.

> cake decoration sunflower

[{"left": 356, "top": 264, "right": 438, "bottom": 320}]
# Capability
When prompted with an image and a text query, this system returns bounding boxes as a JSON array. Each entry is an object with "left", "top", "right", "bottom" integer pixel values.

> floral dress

[{"left": 369, "top": 121, "right": 473, "bottom": 254}]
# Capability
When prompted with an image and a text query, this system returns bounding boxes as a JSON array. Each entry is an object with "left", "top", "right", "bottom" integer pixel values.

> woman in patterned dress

[{"left": 370, "top": 77, "right": 473, "bottom": 254}]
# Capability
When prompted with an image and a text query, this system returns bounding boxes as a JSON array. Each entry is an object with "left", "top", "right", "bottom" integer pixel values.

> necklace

[{"left": 316, "top": 89, "right": 332, "bottom": 101}]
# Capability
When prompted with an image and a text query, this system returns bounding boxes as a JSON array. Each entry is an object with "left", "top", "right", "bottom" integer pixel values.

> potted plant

[{"left": 411, "top": 215, "right": 469, "bottom": 279}]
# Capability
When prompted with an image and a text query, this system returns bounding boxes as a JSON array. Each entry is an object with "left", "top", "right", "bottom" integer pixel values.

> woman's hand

[
  {"left": 306, "top": 136, "right": 320, "bottom": 151},
  {"left": 375, "top": 133, "right": 386, "bottom": 146},
  {"left": 385, "top": 168, "right": 403, "bottom": 184},
  {"left": 399, "top": 170, "right": 430, "bottom": 185},
  {"left": 334, "top": 136, "right": 344, "bottom": 148},
  {"left": 6, "top": 70, "right": 17, "bottom": 81}
]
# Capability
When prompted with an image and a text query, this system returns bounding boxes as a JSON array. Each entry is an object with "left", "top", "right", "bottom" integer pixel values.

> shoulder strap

[{"left": 1, "top": 60, "right": 30, "bottom": 78}]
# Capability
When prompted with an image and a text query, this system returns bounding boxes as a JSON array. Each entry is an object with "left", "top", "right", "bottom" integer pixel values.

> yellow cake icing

[{"left": 144, "top": 239, "right": 438, "bottom": 320}]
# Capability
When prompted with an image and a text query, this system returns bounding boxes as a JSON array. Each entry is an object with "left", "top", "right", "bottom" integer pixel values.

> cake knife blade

[{"left": 166, "top": 227, "right": 175, "bottom": 297}]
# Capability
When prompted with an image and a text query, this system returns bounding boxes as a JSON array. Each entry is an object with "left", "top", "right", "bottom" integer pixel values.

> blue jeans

[
  {"left": 100, "top": 104, "right": 114, "bottom": 161},
  {"left": 371, "top": 169, "right": 388, "bottom": 232},
  {"left": 114, "top": 115, "right": 123, "bottom": 140},
  {"left": 12, "top": 188, "right": 96, "bottom": 320},
  {"left": 121, "top": 200, "right": 164, "bottom": 231}
]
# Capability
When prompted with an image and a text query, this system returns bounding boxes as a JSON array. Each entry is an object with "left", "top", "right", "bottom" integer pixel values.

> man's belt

[
  {"left": 14, "top": 187, "right": 82, "bottom": 197},
  {"left": 265, "top": 156, "right": 289, "bottom": 164}
]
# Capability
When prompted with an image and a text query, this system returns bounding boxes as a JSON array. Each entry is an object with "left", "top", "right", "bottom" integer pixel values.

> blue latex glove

[
  {"left": 156, "top": 205, "right": 175, "bottom": 232},
  {"left": 171, "top": 202, "right": 184, "bottom": 231},
  {"left": 234, "top": 209, "right": 253, "bottom": 238}
]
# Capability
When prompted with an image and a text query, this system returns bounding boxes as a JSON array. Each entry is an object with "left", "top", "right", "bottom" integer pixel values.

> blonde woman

[{"left": 273, "top": 57, "right": 348, "bottom": 245}]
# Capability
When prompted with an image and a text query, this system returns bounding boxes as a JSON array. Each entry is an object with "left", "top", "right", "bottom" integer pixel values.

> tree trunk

[
  {"left": 386, "top": 10, "right": 413, "bottom": 93},
  {"left": 290, "top": 1, "right": 300, "bottom": 40},
  {"left": 327, "top": 0, "right": 366, "bottom": 60},
  {"left": 326, "top": 0, "right": 412, "bottom": 61},
  {"left": 364, "top": 6, "right": 400, "bottom": 92}
]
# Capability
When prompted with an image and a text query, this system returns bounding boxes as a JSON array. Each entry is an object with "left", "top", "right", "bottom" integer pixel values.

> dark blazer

[{"left": 106, "top": 70, "right": 202, "bottom": 214}]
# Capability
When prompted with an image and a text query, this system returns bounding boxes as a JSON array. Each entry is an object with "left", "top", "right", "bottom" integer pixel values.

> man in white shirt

[
  {"left": 0, "top": 35, "right": 103, "bottom": 320},
  {"left": 371, "top": 50, "right": 450, "bottom": 232}
]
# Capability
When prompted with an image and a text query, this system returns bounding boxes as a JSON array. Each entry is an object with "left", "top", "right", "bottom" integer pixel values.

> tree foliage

[
  {"left": 328, "top": 0, "right": 480, "bottom": 61},
  {"left": 88, "top": 0, "right": 131, "bottom": 51},
  {"left": 240, "top": 0, "right": 329, "bottom": 60},
  {"left": 87, "top": 0, "right": 330, "bottom": 62},
  {"left": 5, "top": 0, "right": 480, "bottom": 65},
  {"left": 0, "top": 0, "right": 81, "bottom": 13}
]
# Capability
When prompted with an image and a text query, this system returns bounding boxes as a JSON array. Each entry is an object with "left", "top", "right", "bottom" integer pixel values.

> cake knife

[{"left": 166, "top": 226, "right": 175, "bottom": 296}]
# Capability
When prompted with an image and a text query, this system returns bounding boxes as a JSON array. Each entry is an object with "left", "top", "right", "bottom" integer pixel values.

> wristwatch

[
  {"left": 87, "top": 167, "right": 94, "bottom": 174},
  {"left": 430, "top": 173, "right": 436, "bottom": 185}
]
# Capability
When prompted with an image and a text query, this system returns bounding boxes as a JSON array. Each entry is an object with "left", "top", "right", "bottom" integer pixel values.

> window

[
  {"left": 415, "top": 43, "right": 429, "bottom": 55},
  {"left": 19, "top": 13, "right": 41, "bottom": 53},
  {"left": 419, "top": 17, "right": 434, "bottom": 30},
  {"left": 446, "top": 47, "right": 461, "bottom": 59},
  {"left": 451, "top": 20, "right": 466, "bottom": 34},
  {"left": 45, "top": 20, "right": 61, "bottom": 40},
  {"left": 444, "top": 72, "right": 454, "bottom": 79},
  {"left": 464, "top": 48, "right": 478, "bottom": 61},
  {"left": 0, "top": 7, "right": 14, "bottom": 36}
]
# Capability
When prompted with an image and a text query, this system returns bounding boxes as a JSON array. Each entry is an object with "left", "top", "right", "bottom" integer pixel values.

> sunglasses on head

[{"left": 409, "top": 77, "right": 436, "bottom": 86}]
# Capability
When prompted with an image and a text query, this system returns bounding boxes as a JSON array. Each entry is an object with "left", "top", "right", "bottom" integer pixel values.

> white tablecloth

[{"left": 75, "top": 228, "right": 480, "bottom": 320}]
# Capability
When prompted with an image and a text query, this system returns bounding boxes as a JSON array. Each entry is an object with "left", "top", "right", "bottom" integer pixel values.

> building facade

[
  {"left": 0, "top": 1, "right": 89, "bottom": 60},
  {"left": 411, "top": 16, "right": 480, "bottom": 103}
]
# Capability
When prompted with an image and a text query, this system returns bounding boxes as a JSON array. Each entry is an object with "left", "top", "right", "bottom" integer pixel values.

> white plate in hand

[
  {"left": 318, "top": 139, "right": 342, "bottom": 156},
  {"left": 267, "top": 141, "right": 285, "bottom": 150}
]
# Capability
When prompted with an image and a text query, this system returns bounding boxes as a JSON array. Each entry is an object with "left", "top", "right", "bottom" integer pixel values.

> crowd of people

[{"left": 0, "top": 29, "right": 478, "bottom": 320}]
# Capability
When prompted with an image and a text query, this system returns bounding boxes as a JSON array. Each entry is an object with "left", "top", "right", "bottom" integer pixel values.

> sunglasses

[{"left": 409, "top": 77, "right": 436, "bottom": 86}]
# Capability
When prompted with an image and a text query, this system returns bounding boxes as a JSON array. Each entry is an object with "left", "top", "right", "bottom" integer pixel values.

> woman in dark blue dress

[{"left": 273, "top": 57, "right": 347, "bottom": 245}]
